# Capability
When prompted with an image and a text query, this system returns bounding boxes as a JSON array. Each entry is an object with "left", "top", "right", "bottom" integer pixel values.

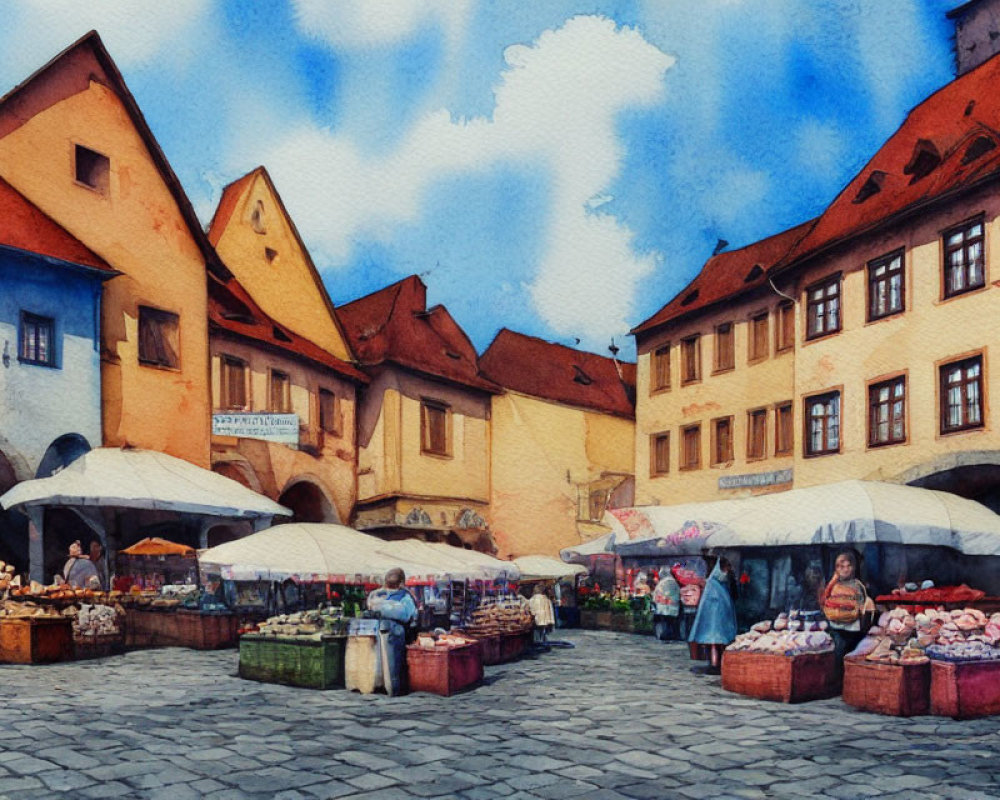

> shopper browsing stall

[
  {"left": 688, "top": 558, "right": 738, "bottom": 674},
  {"left": 652, "top": 566, "right": 681, "bottom": 641},
  {"left": 528, "top": 583, "right": 555, "bottom": 645},
  {"left": 367, "top": 568, "right": 418, "bottom": 696}
]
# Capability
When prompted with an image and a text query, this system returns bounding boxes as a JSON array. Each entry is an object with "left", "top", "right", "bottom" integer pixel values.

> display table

[
  {"left": 842, "top": 657, "right": 930, "bottom": 716},
  {"left": 930, "top": 659, "right": 1000, "bottom": 719},
  {"left": 125, "top": 609, "right": 240, "bottom": 650},
  {"left": 239, "top": 634, "right": 346, "bottom": 690},
  {"left": 470, "top": 634, "right": 501, "bottom": 666},
  {"left": 722, "top": 650, "right": 839, "bottom": 703},
  {"left": 0, "top": 617, "right": 73, "bottom": 664},
  {"left": 407, "top": 643, "right": 483, "bottom": 696},
  {"left": 74, "top": 633, "right": 125, "bottom": 661},
  {"left": 498, "top": 631, "right": 531, "bottom": 662}
]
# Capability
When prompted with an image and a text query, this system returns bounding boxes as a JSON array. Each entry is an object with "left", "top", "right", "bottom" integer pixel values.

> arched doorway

[
  {"left": 35, "top": 434, "right": 91, "bottom": 478},
  {"left": 277, "top": 479, "right": 339, "bottom": 524},
  {"left": 0, "top": 449, "right": 27, "bottom": 573},
  {"left": 900, "top": 454, "right": 1000, "bottom": 514},
  {"left": 212, "top": 460, "right": 261, "bottom": 493}
]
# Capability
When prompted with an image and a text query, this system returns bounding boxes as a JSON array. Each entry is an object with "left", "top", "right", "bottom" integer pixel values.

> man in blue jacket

[{"left": 367, "top": 568, "right": 418, "bottom": 696}]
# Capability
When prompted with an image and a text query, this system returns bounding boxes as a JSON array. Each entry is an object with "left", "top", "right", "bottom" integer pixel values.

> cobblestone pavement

[{"left": 0, "top": 630, "right": 998, "bottom": 800}]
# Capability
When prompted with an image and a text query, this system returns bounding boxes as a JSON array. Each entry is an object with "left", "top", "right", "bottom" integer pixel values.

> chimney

[{"left": 948, "top": 0, "right": 1000, "bottom": 75}]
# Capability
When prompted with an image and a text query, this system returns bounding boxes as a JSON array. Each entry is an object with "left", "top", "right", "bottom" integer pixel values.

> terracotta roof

[
  {"left": 0, "top": 175, "right": 115, "bottom": 273},
  {"left": 479, "top": 329, "right": 635, "bottom": 418},
  {"left": 779, "top": 51, "right": 1000, "bottom": 269},
  {"left": 208, "top": 273, "right": 368, "bottom": 384},
  {"left": 0, "top": 31, "right": 228, "bottom": 279},
  {"left": 337, "top": 275, "right": 499, "bottom": 393},
  {"left": 631, "top": 219, "right": 815, "bottom": 338}
]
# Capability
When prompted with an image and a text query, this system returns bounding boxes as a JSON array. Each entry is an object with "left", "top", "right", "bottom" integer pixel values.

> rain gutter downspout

[{"left": 767, "top": 277, "right": 798, "bottom": 488}]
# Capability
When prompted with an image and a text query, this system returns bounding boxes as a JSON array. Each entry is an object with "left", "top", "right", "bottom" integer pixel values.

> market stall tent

[
  {"left": 559, "top": 532, "right": 615, "bottom": 561},
  {"left": 513, "top": 555, "right": 587, "bottom": 581}
]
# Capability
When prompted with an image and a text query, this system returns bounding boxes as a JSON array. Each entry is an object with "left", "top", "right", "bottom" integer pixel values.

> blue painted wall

[{"left": 0, "top": 245, "right": 104, "bottom": 475}]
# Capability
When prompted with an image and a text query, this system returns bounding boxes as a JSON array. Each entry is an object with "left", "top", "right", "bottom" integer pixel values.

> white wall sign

[
  {"left": 212, "top": 413, "right": 300, "bottom": 445},
  {"left": 718, "top": 469, "right": 793, "bottom": 490}
]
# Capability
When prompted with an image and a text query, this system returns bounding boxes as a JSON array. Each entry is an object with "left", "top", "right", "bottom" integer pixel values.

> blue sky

[{"left": 0, "top": 1, "right": 961, "bottom": 360}]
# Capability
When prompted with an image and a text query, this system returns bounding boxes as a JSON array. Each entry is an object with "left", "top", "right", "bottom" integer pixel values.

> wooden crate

[
  {"left": 610, "top": 612, "right": 634, "bottom": 633},
  {"left": 498, "top": 631, "right": 530, "bottom": 662},
  {"left": 73, "top": 633, "right": 125, "bottom": 661},
  {"left": 125, "top": 609, "right": 239, "bottom": 650},
  {"left": 0, "top": 618, "right": 73, "bottom": 664},
  {"left": 472, "top": 634, "right": 501, "bottom": 666},
  {"left": 930, "top": 659, "right": 1000, "bottom": 719},
  {"left": 842, "top": 657, "right": 930, "bottom": 716},
  {"left": 239, "top": 635, "right": 346, "bottom": 690},
  {"left": 722, "top": 650, "right": 839, "bottom": 703},
  {"left": 407, "top": 643, "right": 483, "bottom": 696}
]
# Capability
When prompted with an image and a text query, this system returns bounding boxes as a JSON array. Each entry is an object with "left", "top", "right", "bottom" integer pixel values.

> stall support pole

[{"left": 27, "top": 507, "right": 44, "bottom": 584}]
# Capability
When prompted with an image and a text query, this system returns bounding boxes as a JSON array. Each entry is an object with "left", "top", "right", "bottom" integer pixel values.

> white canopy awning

[
  {"left": 198, "top": 523, "right": 519, "bottom": 583},
  {"left": 559, "top": 532, "right": 615, "bottom": 562},
  {"left": 513, "top": 555, "right": 588, "bottom": 581},
  {"left": 606, "top": 480, "right": 1000, "bottom": 556},
  {"left": 0, "top": 447, "right": 290, "bottom": 520}
]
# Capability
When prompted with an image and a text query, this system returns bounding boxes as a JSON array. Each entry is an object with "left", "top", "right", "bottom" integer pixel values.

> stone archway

[
  {"left": 278, "top": 477, "right": 340, "bottom": 524},
  {"left": 0, "top": 448, "right": 28, "bottom": 573},
  {"left": 35, "top": 433, "right": 91, "bottom": 478},
  {"left": 896, "top": 450, "right": 1000, "bottom": 513},
  {"left": 212, "top": 460, "right": 262, "bottom": 494}
]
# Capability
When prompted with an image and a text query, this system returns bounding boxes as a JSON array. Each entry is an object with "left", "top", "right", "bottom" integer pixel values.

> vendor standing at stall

[
  {"left": 59, "top": 540, "right": 99, "bottom": 589},
  {"left": 821, "top": 550, "right": 875, "bottom": 677},
  {"left": 687, "top": 558, "right": 737, "bottom": 675},
  {"left": 367, "top": 568, "right": 418, "bottom": 697}
]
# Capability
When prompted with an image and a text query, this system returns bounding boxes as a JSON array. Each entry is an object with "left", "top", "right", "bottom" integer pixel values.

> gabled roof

[
  {"left": 336, "top": 275, "right": 499, "bottom": 393},
  {"left": 0, "top": 175, "right": 115, "bottom": 274},
  {"left": 479, "top": 329, "right": 635, "bottom": 419},
  {"left": 0, "top": 30, "right": 228, "bottom": 279},
  {"left": 631, "top": 219, "right": 815, "bottom": 339},
  {"left": 779, "top": 50, "right": 1000, "bottom": 269},
  {"left": 208, "top": 273, "right": 368, "bottom": 384}
]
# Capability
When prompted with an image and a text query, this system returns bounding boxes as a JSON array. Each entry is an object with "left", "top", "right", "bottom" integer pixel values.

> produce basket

[
  {"left": 842, "top": 657, "right": 930, "bottom": 716},
  {"left": 406, "top": 642, "right": 483, "bottom": 696},
  {"left": 721, "top": 650, "right": 839, "bottom": 703},
  {"left": 239, "top": 634, "right": 346, "bottom": 690},
  {"left": 930, "top": 658, "right": 1000, "bottom": 719},
  {"left": 0, "top": 617, "right": 73, "bottom": 664}
]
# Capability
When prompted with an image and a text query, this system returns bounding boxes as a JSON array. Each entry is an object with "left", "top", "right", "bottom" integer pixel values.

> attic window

[
  {"left": 744, "top": 265, "right": 764, "bottom": 283},
  {"left": 965, "top": 100, "right": 976, "bottom": 117},
  {"left": 903, "top": 139, "right": 940, "bottom": 183},
  {"left": 853, "top": 171, "right": 886, "bottom": 204},
  {"left": 572, "top": 366, "right": 593, "bottom": 385},
  {"left": 680, "top": 289, "right": 700, "bottom": 306},
  {"left": 75, "top": 145, "right": 110, "bottom": 195},
  {"left": 265, "top": 247, "right": 278, "bottom": 264},
  {"left": 272, "top": 326, "right": 292, "bottom": 342},
  {"left": 221, "top": 312, "right": 255, "bottom": 325},
  {"left": 962, "top": 135, "right": 996, "bottom": 165},
  {"left": 444, "top": 350, "right": 461, "bottom": 360},
  {"left": 250, "top": 200, "right": 267, "bottom": 235}
]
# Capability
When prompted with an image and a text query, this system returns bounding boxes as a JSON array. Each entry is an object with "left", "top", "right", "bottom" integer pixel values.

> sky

[{"left": 0, "top": 1, "right": 962, "bottom": 361}]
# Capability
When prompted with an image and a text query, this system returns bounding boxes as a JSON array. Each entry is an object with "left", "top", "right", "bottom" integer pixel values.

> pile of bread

[
  {"left": 462, "top": 597, "right": 533, "bottom": 636},
  {"left": 852, "top": 607, "right": 1000, "bottom": 664},
  {"left": 727, "top": 615, "right": 833, "bottom": 656},
  {"left": 66, "top": 603, "right": 124, "bottom": 637},
  {"left": 415, "top": 631, "right": 476, "bottom": 649}
]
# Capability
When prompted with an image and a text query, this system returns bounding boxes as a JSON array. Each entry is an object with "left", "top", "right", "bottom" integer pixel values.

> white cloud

[
  {"left": 292, "top": 0, "right": 471, "bottom": 50},
  {"left": 258, "top": 15, "right": 674, "bottom": 349},
  {"left": 795, "top": 118, "right": 845, "bottom": 178}
]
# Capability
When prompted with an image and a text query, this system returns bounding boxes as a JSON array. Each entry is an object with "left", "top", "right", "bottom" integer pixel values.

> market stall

[{"left": 512, "top": 555, "right": 587, "bottom": 629}]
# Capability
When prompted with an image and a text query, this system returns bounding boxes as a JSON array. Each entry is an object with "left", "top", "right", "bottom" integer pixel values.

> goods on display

[
  {"left": 414, "top": 631, "right": 476, "bottom": 649},
  {"left": 247, "top": 606, "right": 348, "bottom": 639},
  {"left": 727, "top": 614, "right": 833, "bottom": 656},
  {"left": 460, "top": 596, "right": 533, "bottom": 637},
  {"left": 0, "top": 600, "right": 64, "bottom": 619},
  {"left": 66, "top": 603, "right": 124, "bottom": 637},
  {"left": 851, "top": 608, "right": 1000, "bottom": 665}
]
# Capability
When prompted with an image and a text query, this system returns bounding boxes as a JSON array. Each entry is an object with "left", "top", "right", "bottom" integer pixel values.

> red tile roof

[
  {"left": 208, "top": 274, "right": 368, "bottom": 384},
  {"left": 631, "top": 219, "right": 815, "bottom": 338},
  {"left": 479, "top": 329, "right": 635, "bottom": 418},
  {"left": 336, "top": 275, "right": 499, "bottom": 393},
  {"left": 780, "top": 51, "right": 1000, "bottom": 269},
  {"left": 0, "top": 175, "right": 115, "bottom": 273}
]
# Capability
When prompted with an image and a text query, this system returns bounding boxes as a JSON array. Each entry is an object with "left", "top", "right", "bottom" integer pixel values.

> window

[
  {"left": 747, "top": 408, "right": 767, "bottom": 460},
  {"left": 18, "top": 312, "right": 55, "bottom": 366},
  {"left": 776, "top": 301, "right": 795, "bottom": 352},
  {"left": 220, "top": 356, "right": 247, "bottom": 410},
  {"left": 651, "top": 345, "right": 670, "bottom": 392},
  {"left": 712, "top": 417, "right": 734, "bottom": 465},
  {"left": 650, "top": 432, "right": 670, "bottom": 476},
  {"left": 943, "top": 217, "right": 985, "bottom": 298},
  {"left": 138, "top": 306, "right": 179, "bottom": 368},
  {"left": 940, "top": 356, "right": 984, "bottom": 433},
  {"left": 775, "top": 402, "right": 793, "bottom": 456},
  {"left": 680, "top": 335, "right": 701, "bottom": 384},
  {"left": 714, "top": 324, "right": 734, "bottom": 372},
  {"left": 869, "top": 376, "right": 906, "bottom": 447},
  {"left": 749, "top": 312, "right": 769, "bottom": 362},
  {"left": 805, "top": 392, "right": 841, "bottom": 456},
  {"left": 588, "top": 489, "right": 607, "bottom": 522},
  {"left": 806, "top": 276, "right": 841, "bottom": 339},
  {"left": 868, "top": 250, "right": 905, "bottom": 320},
  {"left": 680, "top": 424, "right": 701, "bottom": 470},
  {"left": 269, "top": 370, "right": 291, "bottom": 413},
  {"left": 421, "top": 399, "right": 450, "bottom": 456},
  {"left": 319, "top": 389, "right": 341, "bottom": 435},
  {"left": 75, "top": 144, "right": 110, "bottom": 194}
]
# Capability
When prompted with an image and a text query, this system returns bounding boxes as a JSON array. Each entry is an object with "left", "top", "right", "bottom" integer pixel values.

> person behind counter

[
  {"left": 89, "top": 540, "right": 109, "bottom": 591},
  {"left": 58, "top": 540, "right": 100, "bottom": 589},
  {"left": 367, "top": 567, "right": 419, "bottom": 697},
  {"left": 821, "top": 550, "right": 875, "bottom": 676},
  {"left": 687, "top": 557, "right": 737, "bottom": 675},
  {"left": 528, "top": 583, "right": 555, "bottom": 645}
]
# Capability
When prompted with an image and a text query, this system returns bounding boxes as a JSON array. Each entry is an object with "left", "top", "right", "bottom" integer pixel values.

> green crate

[{"left": 239, "top": 634, "right": 346, "bottom": 689}]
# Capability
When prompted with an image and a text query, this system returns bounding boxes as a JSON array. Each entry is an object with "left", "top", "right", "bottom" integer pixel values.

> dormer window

[
  {"left": 853, "top": 171, "right": 886, "bottom": 204},
  {"left": 903, "top": 139, "right": 940, "bottom": 183},
  {"left": 572, "top": 366, "right": 593, "bottom": 385},
  {"left": 962, "top": 135, "right": 996, "bottom": 165},
  {"left": 681, "top": 289, "right": 699, "bottom": 306},
  {"left": 265, "top": 247, "right": 278, "bottom": 264},
  {"left": 744, "top": 265, "right": 764, "bottom": 283},
  {"left": 272, "top": 326, "right": 292, "bottom": 342},
  {"left": 75, "top": 145, "right": 110, "bottom": 195}
]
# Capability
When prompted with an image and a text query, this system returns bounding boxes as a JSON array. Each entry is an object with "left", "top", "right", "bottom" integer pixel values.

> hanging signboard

[
  {"left": 718, "top": 469, "right": 793, "bottom": 490},
  {"left": 212, "top": 413, "right": 300, "bottom": 445}
]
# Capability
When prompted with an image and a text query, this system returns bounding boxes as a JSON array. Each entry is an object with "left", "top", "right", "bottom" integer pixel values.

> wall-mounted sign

[
  {"left": 718, "top": 469, "right": 792, "bottom": 490},
  {"left": 212, "top": 413, "right": 299, "bottom": 445}
]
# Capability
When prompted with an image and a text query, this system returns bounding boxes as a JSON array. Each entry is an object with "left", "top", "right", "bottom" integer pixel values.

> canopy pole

[{"left": 27, "top": 507, "right": 44, "bottom": 585}]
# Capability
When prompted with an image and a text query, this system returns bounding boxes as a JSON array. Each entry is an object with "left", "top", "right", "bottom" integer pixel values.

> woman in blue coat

[{"left": 688, "top": 557, "right": 737, "bottom": 674}]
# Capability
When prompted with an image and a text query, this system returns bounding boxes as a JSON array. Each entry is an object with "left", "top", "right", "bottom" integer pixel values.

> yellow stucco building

[
  {"left": 0, "top": 32, "right": 217, "bottom": 467},
  {"left": 480, "top": 329, "right": 635, "bottom": 559}
]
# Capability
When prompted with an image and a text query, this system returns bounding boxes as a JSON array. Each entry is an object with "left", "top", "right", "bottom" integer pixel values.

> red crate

[
  {"left": 0, "top": 618, "right": 73, "bottom": 664},
  {"left": 472, "top": 635, "right": 501, "bottom": 666},
  {"left": 930, "top": 659, "right": 1000, "bottom": 719},
  {"left": 842, "top": 657, "right": 930, "bottom": 716},
  {"left": 125, "top": 609, "right": 239, "bottom": 650},
  {"left": 499, "top": 631, "right": 530, "bottom": 662},
  {"left": 407, "top": 643, "right": 483, "bottom": 696},
  {"left": 722, "top": 650, "right": 839, "bottom": 703}
]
